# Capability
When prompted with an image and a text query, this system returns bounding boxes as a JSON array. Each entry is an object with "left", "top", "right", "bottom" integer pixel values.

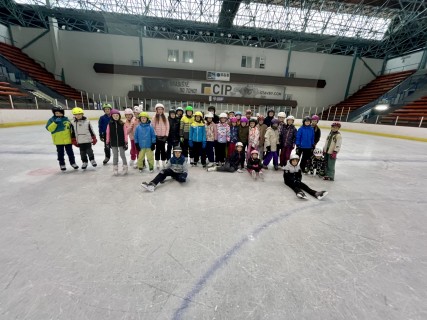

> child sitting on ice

[
  {"left": 207, "top": 142, "right": 245, "bottom": 173},
  {"left": 283, "top": 154, "right": 327, "bottom": 200},
  {"left": 247, "top": 149, "right": 263, "bottom": 180}
]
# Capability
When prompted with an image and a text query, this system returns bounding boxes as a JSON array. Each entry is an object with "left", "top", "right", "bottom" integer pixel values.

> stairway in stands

[
  {"left": 321, "top": 70, "right": 416, "bottom": 120},
  {"left": 0, "top": 42, "right": 84, "bottom": 103},
  {"left": 379, "top": 96, "right": 427, "bottom": 127}
]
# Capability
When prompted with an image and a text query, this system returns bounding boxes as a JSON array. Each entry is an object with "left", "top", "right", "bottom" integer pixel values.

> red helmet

[
  {"left": 331, "top": 122, "right": 341, "bottom": 128},
  {"left": 258, "top": 115, "right": 265, "bottom": 121}
]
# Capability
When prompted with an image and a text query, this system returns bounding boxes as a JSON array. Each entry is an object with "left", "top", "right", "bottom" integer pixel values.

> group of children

[{"left": 45, "top": 104, "right": 343, "bottom": 199}]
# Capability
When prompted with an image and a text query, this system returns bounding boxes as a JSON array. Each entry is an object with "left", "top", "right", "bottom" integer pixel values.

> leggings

[
  {"left": 155, "top": 139, "right": 167, "bottom": 160},
  {"left": 130, "top": 140, "right": 138, "bottom": 161},
  {"left": 112, "top": 146, "right": 127, "bottom": 166}
]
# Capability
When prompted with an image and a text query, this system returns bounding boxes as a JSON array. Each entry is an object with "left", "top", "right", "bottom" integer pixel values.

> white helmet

[
  {"left": 205, "top": 112, "right": 214, "bottom": 118},
  {"left": 290, "top": 153, "right": 300, "bottom": 160},
  {"left": 236, "top": 142, "right": 244, "bottom": 147},
  {"left": 219, "top": 112, "right": 228, "bottom": 118},
  {"left": 133, "top": 106, "right": 141, "bottom": 113},
  {"left": 286, "top": 115, "right": 295, "bottom": 121},
  {"left": 313, "top": 148, "right": 323, "bottom": 157},
  {"left": 155, "top": 103, "right": 165, "bottom": 110},
  {"left": 278, "top": 112, "right": 286, "bottom": 118}
]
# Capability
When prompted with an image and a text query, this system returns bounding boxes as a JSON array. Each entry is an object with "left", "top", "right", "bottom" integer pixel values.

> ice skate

[
  {"left": 129, "top": 160, "right": 134, "bottom": 168},
  {"left": 297, "top": 192, "right": 308, "bottom": 199},
  {"left": 274, "top": 165, "right": 279, "bottom": 171},
  {"left": 133, "top": 161, "right": 138, "bottom": 169},
  {"left": 60, "top": 165, "right": 66, "bottom": 171},
  {"left": 141, "top": 182, "right": 155, "bottom": 192},
  {"left": 207, "top": 162, "right": 215, "bottom": 167},
  {"left": 81, "top": 162, "right": 88, "bottom": 170},
  {"left": 90, "top": 160, "right": 97, "bottom": 167},
  {"left": 71, "top": 163, "right": 79, "bottom": 170},
  {"left": 251, "top": 170, "right": 257, "bottom": 179},
  {"left": 156, "top": 161, "right": 160, "bottom": 170},
  {"left": 149, "top": 168, "right": 154, "bottom": 173},
  {"left": 207, "top": 166, "right": 217, "bottom": 172},
  {"left": 139, "top": 168, "right": 143, "bottom": 173},
  {"left": 315, "top": 191, "right": 328, "bottom": 200},
  {"left": 258, "top": 171, "right": 264, "bottom": 180},
  {"left": 162, "top": 160, "right": 166, "bottom": 168},
  {"left": 190, "top": 158, "right": 194, "bottom": 165},
  {"left": 323, "top": 176, "right": 334, "bottom": 181},
  {"left": 202, "top": 164, "right": 207, "bottom": 168},
  {"left": 113, "top": 165, "right": 118, "bottom": 175},
  {"left": 103, "top": 157, "right": 110, "bottom": 165},
  {"left": 123, "top": 165, "right": 128, "bottom": 175}
]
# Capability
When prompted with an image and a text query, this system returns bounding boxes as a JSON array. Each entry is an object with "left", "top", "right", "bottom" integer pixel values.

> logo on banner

[{"left": 201, "top": 83, "right": 232, "bottom": 95}]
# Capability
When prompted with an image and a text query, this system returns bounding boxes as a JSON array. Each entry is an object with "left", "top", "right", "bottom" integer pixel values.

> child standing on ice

[
  {"left": 98, "top": 103, "right": 112, "bottom": 165},
  {"left": 323, "top": 122, "right": 342, "bottom": 181},
  {"left": 70, "top": 107, "right": 97, "bottom": 169},
  {"left": 124, "top": 108, "right": 138, "bottom": 169},
  {"left": 106, "top": 109, "right": 128, "bottom": 175},
  {"left": 204, "top": 112, "right": 217, "bottom": 167},
  {"left": 215, "top": 113, "right": 230, "bottom": 165},
  {"left": 189, "top": 111, "right": 207, "bottom": 167},
  {"left": 46, "top": 106, "right": 79, "bottom": 171},
  {"left": 247, "top": 118, "right": 260, "bottom": 159},
  {"left": 152, "top": 103, "right": 170, "bottom": 169},
  {"left": 262, "top": 119, "right": 280, "bottom": 170},
  {"left": 283, "top": 154, "right": 327, "bottom": 200},
  {"left": 134, "top": 112, "right": 156, "bottom": 173}
]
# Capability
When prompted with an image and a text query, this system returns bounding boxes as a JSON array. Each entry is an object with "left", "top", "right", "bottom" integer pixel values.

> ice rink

[{"left": 0, "top": 124, "right": 426, "bottom": 320}]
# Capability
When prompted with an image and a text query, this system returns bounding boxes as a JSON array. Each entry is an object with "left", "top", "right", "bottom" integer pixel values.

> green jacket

[{"left": 46, "top": 116, "right": 72, "bottom": 145}]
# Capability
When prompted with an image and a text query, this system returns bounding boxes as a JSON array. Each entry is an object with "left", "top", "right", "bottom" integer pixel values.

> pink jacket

[
  {"left": 151, "top": 116, "right": 170, "bottom": 137},
  {"left": 248, "top": 126, "right": 260, "bottom": 148},
  {"left": 205, "top": 122, "right": 218, "bottom": 141},
  {"left": 125, "top": 117, "right": 139, "bottom": 140},
  {"left": 106, "top": 122, "right": 128, "bottom": 145}
]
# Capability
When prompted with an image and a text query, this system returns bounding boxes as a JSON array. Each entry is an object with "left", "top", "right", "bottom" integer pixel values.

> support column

[
  {"left": 380, "top": 54, "right": 389, "bottom": 75},
  {"left": 419, "top": 43, "right": 427, "bottom": 70},
  {"left": 284, "top": 41, "right": 292, "bottom": 77},
  {"left": 344, "top": 49, "right": 358, "bottom": 99},
  {"left": 139, "top": 27, "right": 144, "bottom": 67}
]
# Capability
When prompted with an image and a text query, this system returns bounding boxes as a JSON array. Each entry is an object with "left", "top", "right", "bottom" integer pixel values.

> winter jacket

[
  {"left": 264, "top": 127, "right": 280, "bottom": 152},
  {"left": 238, "top": 125, "right": 249, "bottom": 144},
  {"left": 258, "top": 123, "right": 268, "bottom": 146},
  {"left": 168, "top": 117, "right": 181, "bottom": 143},
  {"left": 165, "top": 154, "right": 188, "bottom": 173},
  {"left": 229, "top": 125, "right": 239, "bottom": 144},
  {"left": 307, "top": 155, "right": 325, "bottom": 176},
  {"left": 189, "top": 121, "right": 206, "bottom": 145},
  {"left": 313, "top": 126, "right": 321, "bottom": 145},
  {"left": 323, "top": 131, "right": 342, "bottom": 154},
  {"left": 71, "top": 117, "right": 96, "bottom": 144},
  {"left": 248, "top": 126, "right": 260, "bottom": 148},
  {"left": 152, "top": 115, "right": 170, "bottom": 138},
  {"left": 98, "top": 114, "right": 110, "bottom": 136},
  {"left": 205, "top": 122, "right": 218, "bottom": 142},
  {"left": 228, "top": 150, "right": 245, "bottom": 170},
  {"left": 134, "top": 122, "right": 156, "bottom": 149},
  {"left": 45, "top": 116, "right": 72, "bottom": 145},
  {"left": 247, "top": 157, "right": 262, "bottom": 171},
  {"left": 296, "top": 125, "right": 315, "bottom": 149},
  {"left": 280, "top": 124, "right": 297, "bottom": 147},
  {"left": 216, "top": 122, "right": 230, "bottom": 143},
  {"left": 106, "top": 120, "right": 128, "bottom": 147},
  {"left": 283, "top": 161, "right": 302, "bottom": 186},
  {"left": 264, "top": 110, "right": 275, "bottom": 127},
  {"left": 180, "top": 115, "right": 194, "bottom": 139},
  {"left": 125, "top": 117, "right": 139, "bottom": 140}
]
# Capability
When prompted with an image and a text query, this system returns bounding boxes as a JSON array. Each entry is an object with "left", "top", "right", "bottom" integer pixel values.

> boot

[
  {"left": 90, "top": 160, "right": 97, "bottom": 167},
  {"left": 60, "top": 165, "right": 66, "bottom": 171},
  {"left": 113, "top": 165, "right": 118, "bottom": 175},
  {"left": 162, "top": 160, "right": 166, "bottom": 168},
  {"left": 71, "top": 163, "right": 79, "bottom": 170},
  {"left": 141, "top": 182, "right": 156, "bottom": 192},
  {"left": 123, "top": 165, "right": 128, "bottom": 175},
  {"left": 82, "top": 162, "right": 88, "bottom": 170},
  {"left": 190, "top": 158, "right": 194, "bottom": 165},
  {"left": 207, "top": 166, "right": 217, "bottom": 172},
  {"left": 103, "top": 157, "right": 110, "bottom": 165},
  {"left": 315, "top": 191, "right": 328, "bottom": 200},
  {"left": 156, "top": 160, "right": 160, "bottom": 169},
  {"left": 297, "top": 192, "right": 308, "bottom": 199}
]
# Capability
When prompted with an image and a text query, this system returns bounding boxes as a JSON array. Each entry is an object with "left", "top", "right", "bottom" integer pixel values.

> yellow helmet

[
  {"left": 194, "top": 111, "right": 203, "bottom": 117},
  {"left": 72, "top": 107, "right": 84, "bottom": 115},
  {"left": 139, "top": 111, "right": 150, "bottom": 120}
]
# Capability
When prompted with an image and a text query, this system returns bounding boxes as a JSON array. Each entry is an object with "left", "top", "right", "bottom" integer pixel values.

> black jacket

[
  {"left": 228, "top": 150, "right": 245, "bottom": 169},
  {"left": 247, "top": 157, "right": 262, "bottom": 172},
  {"left": 314, "top": 126, "right": 321, "bottom": 145},
  {"left": 109, "top": 120, "right": 126, "bottom": 147},
  {"left": 283, "top": 163, "right": 302, "bottom": 187},
  {"left": 168, "top": 116, "right": 180, "bottom": 143}
]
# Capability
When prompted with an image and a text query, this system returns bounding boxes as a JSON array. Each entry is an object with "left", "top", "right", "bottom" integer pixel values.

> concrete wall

[
  {"left": 385, "top": 51, "right": 424, "bottom": 73},
  {"left": 0, "top": 23, "right": 11, "bottom": 45}
]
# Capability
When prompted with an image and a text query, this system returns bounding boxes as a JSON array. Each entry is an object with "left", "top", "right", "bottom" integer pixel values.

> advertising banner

[
  {"left": 206, "top": 71, "right": 231, "bottom": 81},
  {"left": 144, "top": 78, "right": 285, "bottom": 100}
]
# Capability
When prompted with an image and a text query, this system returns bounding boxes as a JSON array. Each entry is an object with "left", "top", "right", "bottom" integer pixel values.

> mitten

[
  {"left": 188, "top": 140, "right": 193, "bottom": 148},
  {"left": 266, "top": 146, "right": 271, "bottom": 152},
  {"left": 331, "top": 152, "right": 337, "bottom": 159},
  {"left": 100, "top": 133, "right": 105, "bottom": 142},
  {"left": 124, "top": 143, "right": 128, "bottom": 151},
  {"left": 180, "top": 137, "right": 184, "bottom": 143},
  {"left": 92, "top": 136, "right": 97, "bottom": 145},
  {"left": 151, "top": 143, "right": 155, "bottom": 151},
  {"left": 71, "top": 138, "right": 79, "bottom": 147}
]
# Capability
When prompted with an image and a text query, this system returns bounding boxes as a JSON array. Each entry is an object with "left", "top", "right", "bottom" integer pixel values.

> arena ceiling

[{"left": 1, "top": 0, "right": 426, "bottom": 59}]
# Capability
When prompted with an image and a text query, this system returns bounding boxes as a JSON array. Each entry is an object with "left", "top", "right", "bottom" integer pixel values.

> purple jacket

[{"left": 280, "top": 124, "right": 297, "bottom": 147}]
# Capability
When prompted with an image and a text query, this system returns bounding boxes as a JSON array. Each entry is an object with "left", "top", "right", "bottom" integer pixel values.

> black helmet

[
  {"left": 303, "top": 116, "right": 312, "bottom": 123},
  {"left": 173, "top": 146, "right": 183, "bottom": 152},
  {"left": 169, "top": 109, "right": 176, "bottom": 114},
  {"left": 52, "top": 106, "right": 64, "bottom": 115}
]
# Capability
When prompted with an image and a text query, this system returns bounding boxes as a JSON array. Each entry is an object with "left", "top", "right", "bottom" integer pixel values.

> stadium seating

[
  {"left": 380, "top": 96, "right": 427, "bottom": 127},
  {"left": 0, "top": 81, "right": 28, "bottom": 97},
  {"left": 320, "top": 70, "right": 416, "bottom": 120}
]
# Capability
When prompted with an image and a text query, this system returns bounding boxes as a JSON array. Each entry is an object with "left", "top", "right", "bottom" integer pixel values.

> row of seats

[
  {"left": 0, "top": 81, "right": 28, "bottom": 97},
  {"left": 321, "top": 70, "right": 416, "bottom": 120},
  {"left": 0, "top": 42, "right": 83, "bottom": 102},
  {"left": 380, "top": 96, "right": 427, "bottom": 127}
]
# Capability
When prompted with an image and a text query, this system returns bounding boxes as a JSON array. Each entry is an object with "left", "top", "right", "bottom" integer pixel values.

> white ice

[{"left": 0, "top": 125, "right": 426, "bottom": 320}]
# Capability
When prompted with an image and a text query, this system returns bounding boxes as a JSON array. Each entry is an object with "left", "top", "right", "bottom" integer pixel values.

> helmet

[
  {"left": 313, "top": 148, "right": 323, "bottom": 157},
  {"left": 102, "top": 103, "right": 112, "bottom": 109},
  {"left": 208, "top": 106, "right": 216, "bottom": 112},
  {"left": 205, "top": 112, "right": 214, "bottom": 118},
  {"left": 251, "top": 150, "right": 259, "bottom": 155},
  {"left": 194, "top": 111, "right": 203, "bottom": 117},
  {"left": 236, "top": 142, "right": 244, "bottom": 147},
  {"left": 249, "top": 117, "right": 258, "bottom": 124},
  {"left": 139, "top": 111, "right": 150, "bottom": 120},
  {"left": 230, "top": 117, "right": 238, "bottom": 123},
  {"left": 173, "top": 146, "right": 182, "bottom": 152},
  {"left": 267, "top": 109, "right": 275, "bottom": 115},
  {"left": 185, "top": 106, "right": 193, "bottom": 111},
  {"left": 133, "top": 106, "right": 141, "bottom": 113},
  {"left": 331, "top": 122, "right": 341, "bottom": 128},
  {"left": 286, "top": 115, "right": 295, "bottom": 121},
  {"left": 176, "top": 107, "right": 184, "bottom": 112},
  {"left": 290, "top": 154, "right": 300, "bottom": 160},
  {"left": 72, "top": 107, "right": 84, "bottom": 115},
  {"left": 258, "top": 115, "right": 265, "bottom": 121},
  {"left": 303, "top": 116, "right": 312, "bottom": 123},
  {"left": 110, "top": 109, "right": 120, "bottom": 115},
  {"left": 311, "top": 115, "right": 320, "bottom": 121},
  {"left": 246, "top": 109, "right": 252, "bottom": 114},
  {"left": 271, "top": 119, "right": 279, "bottom": 125},
  {"left": 240, "top": 117, "right": 248, "bottom": 123},
  {"left": 52, "top": 106, "right": 64, "bottom": 115},
  {"left": 229, "top": 111, "right": 235, "bottom": 114},
  {"left": 235, "top": 111, "right": 242, "bottom": 116},
  {"left": 124, "top": 108, "right": 133, "bottom": 115},
  {"left": 155, "top": 103, "right": 165, "bottom": 110},
  {"left": 169, "top": 109, "right": 176, "bottom": 114},
  {"left": 278, "top": 112, "right": 286, "bottom": 118},
  {"left": 219, "top": 112, "right": 228, "bottom": 118}
]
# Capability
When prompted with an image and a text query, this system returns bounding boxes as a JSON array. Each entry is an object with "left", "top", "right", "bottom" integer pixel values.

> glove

[
  {"left": 151, "top": 143, "right": 155, "bottom": 151},
  {"left": 180, "top": 137, "right": 184, "bottom": 143},
  {"left": 237, "top": 169, "right": 243, "bottom": 173},
  {"left": 136, "top": 145, "right": 141, "bottom": 152},
  {"left": 188, "top": 140, "right": 193, "bottom": 148},
  {"left": 92, "top": 136, "right": 97, "bottom": 145},
  {"left": 331, "top": 152, "right": 337, "bottom": 159},
  {"left": 71, "top": 138, "right": 79, "bottom": 147},
  {"left": 124, "top": 143, "right": 128, "bottom": 151},
  {"left": 266, "top": 146, "right": 271, "bottom": 153},
  {"left": 100, "top": 133, "right": 105, "bottom": 142}
]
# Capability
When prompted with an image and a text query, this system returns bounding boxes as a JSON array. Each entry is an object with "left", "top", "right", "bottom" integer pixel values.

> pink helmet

[
  {"left": 251, "top": 150, "right": 259, "bottom": 154},
  {"left": 230, "top": 117, "right": 238, "bottom": 123},
  {"left": 240, "top": 117, "right": 249, "bottom": 123},
  {"left": 331, "top": 122, "right": 341, "bottom": 128},
  {"left": 311, "top": 115, "right": 320, "bottom": 121}
]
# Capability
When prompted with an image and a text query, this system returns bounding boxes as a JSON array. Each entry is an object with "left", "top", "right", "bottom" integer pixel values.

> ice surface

[{"left": 0, "top": 125, "right": 426, "bottom": 320}]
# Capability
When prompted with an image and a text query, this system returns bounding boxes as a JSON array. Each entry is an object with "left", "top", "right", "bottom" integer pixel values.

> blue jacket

[
  {"left": 230, "top": 125, "right": 239, "bottom": 143},
  {"left": 98, "top": 114, "right": 110, "bottom": 135},
  {"left": 134, "top": 122, "right": 156, "bottom": 148},
  {"left": 296, "top": 125, "right": 314, "bottom": 149},
  {"left": 189, "top": 123, "right": 206, "bottom": 146}
]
